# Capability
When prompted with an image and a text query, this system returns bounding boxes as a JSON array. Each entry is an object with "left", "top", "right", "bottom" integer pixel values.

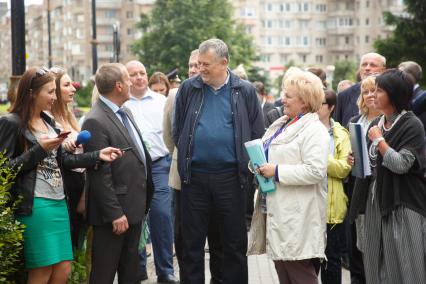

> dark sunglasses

[{"left": 30, "top": 66, "right": 50, "bottom": 90}]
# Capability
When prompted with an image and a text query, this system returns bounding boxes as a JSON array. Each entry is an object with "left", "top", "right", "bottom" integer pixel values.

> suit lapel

[{"left": 98, "top": 101, "right": 146, "bottom": 165}]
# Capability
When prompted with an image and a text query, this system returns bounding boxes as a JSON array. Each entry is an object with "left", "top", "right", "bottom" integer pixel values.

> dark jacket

[
  {"left": 412, "top": 88, "right": 426, "bottom": 134},
  {"left": 0, "top": 112, "right": 100, "bottom": 216},
  {"left": 173, "top": 71, "right": 265, "bottom": 188},
  {"left": 334, "top": 83, "right": 361, "bottom": 127},
  {"left": 262, "top": 101, "right": 275, "bottom": 127},
  {"left": 82, "top": 101, "right": 154, "bottom": 225},
  {"left": 349, "top": 112, "right": 426, "bottom": 222},
  {"left": 265, "top": 106, "right": 284, "bottom": 128}
]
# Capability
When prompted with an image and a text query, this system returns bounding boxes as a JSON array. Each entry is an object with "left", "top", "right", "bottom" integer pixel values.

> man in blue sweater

[{"left": 173, "top": 39, "right": 264, "bottom": 284}]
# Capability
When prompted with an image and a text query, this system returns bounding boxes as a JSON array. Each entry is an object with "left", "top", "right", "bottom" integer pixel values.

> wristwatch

[{"left": 373, "top": 137, "right": 385, "bottom": 146}]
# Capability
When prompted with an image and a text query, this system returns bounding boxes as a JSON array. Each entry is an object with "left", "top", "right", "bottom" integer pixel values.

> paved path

[{"left": 134, "top": 251, "right": 350, "bottom": 284}]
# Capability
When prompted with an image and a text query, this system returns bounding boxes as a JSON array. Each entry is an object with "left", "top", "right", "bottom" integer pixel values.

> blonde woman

[
  {"left": 50, "top": 67, "right": 85, "bottom": 248},
  {"left": 248, "top": 71, "right": 329, "bottom": 284}
]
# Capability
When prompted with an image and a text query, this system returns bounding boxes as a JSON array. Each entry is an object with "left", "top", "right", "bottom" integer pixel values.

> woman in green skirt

[{"left": 0, "top": 67, "right": 122, "bottom": 284}]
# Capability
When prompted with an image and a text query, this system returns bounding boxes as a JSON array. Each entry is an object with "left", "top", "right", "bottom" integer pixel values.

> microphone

[{"left": 76, "top": 130, "right": 91, "bottom": 146}]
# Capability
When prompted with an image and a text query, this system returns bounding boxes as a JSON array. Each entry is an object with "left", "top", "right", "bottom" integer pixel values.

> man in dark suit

[
  {"left": 398, "top": 61, "right": 426, "bottom": 133},
  {"left": 334, "top": 52, "right": 386, "bottom": 127},
  {"left": 82, "top": 63, "right": 154, "bottom": 284}
]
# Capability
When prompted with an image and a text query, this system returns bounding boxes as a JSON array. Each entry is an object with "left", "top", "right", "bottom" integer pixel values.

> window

[
  {"left": 286, "top": 3, "right": 291, "bottom": 11},
  {"left": 267, "top": 20, "right": 272, "bottom": 28},
  {"left": 303, "top": 36, "right": 309, "bottom": 46},
  {"left": 345, "top": 36, "right": 350, "bottom": 44},
  {"left": 365, "top": 35, "right": 369, "bottom": 43},
  {"left": 241, "top": 7, "right": 255, "bottom": 17},
  {"left": 265, "top": 3, "right": 272, "bottom": 12},
  {"left": 261, "top": 54, "right": 271, "bottom": 63},
  {"left": 105, "top": 10, "right": 117, "bottom": 18},
  {"left": 316, "top": 55, "right": 323, "bottom": 63},
  {"left": 105, "top": 44, "right": 113, "bottom": 52},
  {"left": 303, "top": 2, "right": 309, "bottom": 11},
  {"left": 285, "top": 37, "right": 291, "bottom": 46},
  {"left": 127, "top": 28, "right": 133, "bottom": 35},
  {"left": 317, "top": 21, "right": 326, "bottom": 30},
  {"left": 280, "top": 54, "right": 288, "bottom": 63},
  {"left": 339, "top": 17, "right": 353, "bottom": 27},
  {"left": 316, "top": 38, "right": 326, "bottom": 47},
  {"left": 263, "top": 36, "right": 273, "bottom": 45},
  {"left": 126, "top": 11, "right": 133, "bottom": 19},
  {"left": 285, "top": 20, "right": 292, "bottom": 28},
  {"left": 300, "top": 54, "right": 307, "bottom": 63},
  {"left": 366, "top": 1, "right": 370, "bottom": 8},
  {"left": 316, "top": 4, "right": 326, "bottom": 12},
  {"left": 365, "top": 18, "right": 370, "bottom": 26},
  {"left": 299, "top": 20, "right": 309, "bottom": 29}
]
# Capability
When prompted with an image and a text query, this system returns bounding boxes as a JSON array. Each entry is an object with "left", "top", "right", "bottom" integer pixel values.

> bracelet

[{"left": 373, "top": 137, "right": 385, "bottom": 146}]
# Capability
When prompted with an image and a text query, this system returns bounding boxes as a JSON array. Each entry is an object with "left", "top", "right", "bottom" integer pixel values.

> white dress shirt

[{"left": 124, "top": 88, "right": 169, "bottom": 161}]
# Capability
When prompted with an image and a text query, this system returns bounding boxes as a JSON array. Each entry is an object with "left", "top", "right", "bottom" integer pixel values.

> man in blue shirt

[{"left": 173, "top": 39, "right": 264, "bottom": 284}]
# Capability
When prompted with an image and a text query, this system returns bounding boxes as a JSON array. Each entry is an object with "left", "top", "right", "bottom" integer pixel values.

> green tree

[
  {"left": 332, "top": 60, "right": 357, "bottom": 91},
  {"left": 247, "top": 66, "right": 272, "bottom": 93},
  {"left": 374, "top": 0, "right": 426, "bottom": 86},
  {"left": 131, "top": 0, "right": 256, "bottom": 78}
]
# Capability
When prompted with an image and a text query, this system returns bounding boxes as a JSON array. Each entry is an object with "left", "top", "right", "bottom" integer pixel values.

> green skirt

[{"left": 17, "top": 197, "right": 73, "bottom": 269}]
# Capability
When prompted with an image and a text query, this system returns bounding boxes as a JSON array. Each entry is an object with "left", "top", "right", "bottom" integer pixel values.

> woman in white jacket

[{"left": 248, "top": 71, "right": 329, "bottom": 284}]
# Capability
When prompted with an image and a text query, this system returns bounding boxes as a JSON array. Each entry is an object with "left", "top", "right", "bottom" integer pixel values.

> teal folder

[{"left": 244, "top": 139, "right": 276, "bottom": 193}]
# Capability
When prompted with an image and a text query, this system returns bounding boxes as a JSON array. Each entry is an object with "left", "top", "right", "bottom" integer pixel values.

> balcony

[
  {"left": 327, "top": 26, "right": 355, "bottom": 35},
  {"left": 328, "top": 44, "right": 354, "bottom": 52}
]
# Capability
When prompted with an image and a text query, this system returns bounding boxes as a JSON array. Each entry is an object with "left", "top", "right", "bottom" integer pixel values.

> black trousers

[
  {"left": 321, "top": 224, "right": 343, "bottom": 284},
  {"left": 90, "top": 222, "right": 143, "bottom": 284},
  {"left": 174, "top": 189, "right": 223, "bottom": 283},
  {"left": 63, "top": 169, "right": 85, "bottom": 248},
  {"left": 181, "top": 171, "right": 248, "bottom": 284},
  {"left": 344, "top": 177, "right": 366, "bottom": 284}
]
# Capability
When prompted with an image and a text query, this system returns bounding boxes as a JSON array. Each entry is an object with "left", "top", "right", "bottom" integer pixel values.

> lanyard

[{"left": 263, "top": 114, "right": 303, "bottom": 161}]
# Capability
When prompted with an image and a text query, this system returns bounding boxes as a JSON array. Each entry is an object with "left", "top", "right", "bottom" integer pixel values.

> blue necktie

[{"left": 117, "top": 108, "right": 147, "bottom": 167}]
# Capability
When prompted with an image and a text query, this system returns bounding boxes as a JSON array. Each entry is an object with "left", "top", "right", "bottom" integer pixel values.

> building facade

[
  {"left": 24, "top": 0, "right": 154, "bottom": 83},
  {"left": 0, "top": 0, "right": 405, "bottom": 84},
  {"left": 233, "top": 0, "right": 405, "bottom": 77}
]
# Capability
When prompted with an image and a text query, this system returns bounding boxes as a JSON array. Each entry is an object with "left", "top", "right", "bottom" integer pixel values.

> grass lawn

[
  {"left": 0, "top": 103, "right": 10, "bottom": 114},
  {"left": 79, "top": 106, "right": 91, "bottom": 113}
]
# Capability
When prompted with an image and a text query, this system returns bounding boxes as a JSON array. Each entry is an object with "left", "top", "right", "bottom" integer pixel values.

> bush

[
  {"left": 68, "top": 249, "right": 87, "bottom": 284},
  {"left": 75, "top": 82, "right": 94, "bottom": 108},
  {"left": 0, "top": 151, "right": 25, "bottom": 283}
]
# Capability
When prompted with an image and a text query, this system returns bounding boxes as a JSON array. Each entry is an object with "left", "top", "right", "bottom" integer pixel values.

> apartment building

[
  {"left": 233, "top": 0, "right": 405, "bottom": 77},
  {"left": 24, "top": 0, "right": 154, "bottom": 82},
  {"left": 0, "top": 0, "right": 406, "bottom": 84}
]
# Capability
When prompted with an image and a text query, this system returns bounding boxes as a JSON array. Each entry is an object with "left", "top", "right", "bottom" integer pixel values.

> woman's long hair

[
  {"left": 10, "top": 67, "right": 55, "bottom": 130},
  {"left": 51, "top": 69, "right": 79, "bottom": 131}
]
